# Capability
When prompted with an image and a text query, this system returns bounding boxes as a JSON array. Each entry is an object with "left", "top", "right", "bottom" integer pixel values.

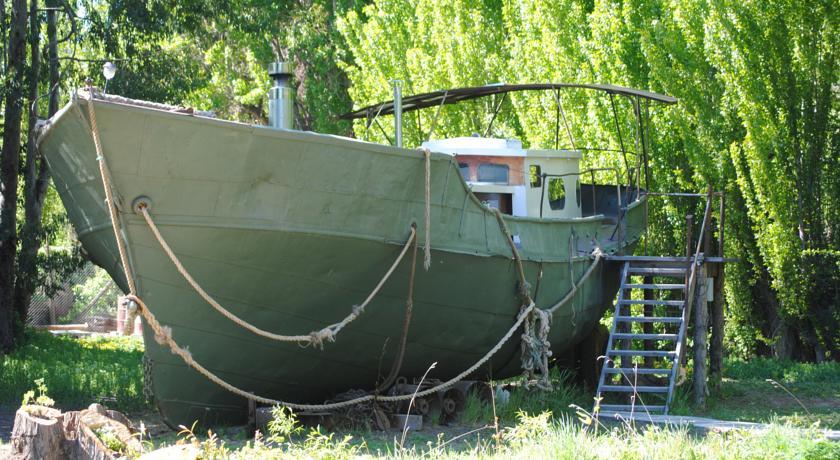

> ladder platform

[
  {"left": 603, "top": 367, "right": 672, "bottom": 375},
  {"left": 625, "top": 283, "right": 685, "bottom": 290},
  {"left": 628, "top": 267, "right": 687, "bottom": 276},
  {"left": 599, "top": 404, "right": 666, "bottom": 412},
  {"left": 599, "top": 385, "right": 670, "bottom": 393},
  {"left": 612, "top": 333, "right": 678, "bottom": 341},
  {"left": 619, "top": 299, "right": 684, "bottom": 306},
  {"left": 615, "top": 316, "right": 682, "bottom": 323},
  {"left": 605, "top": 255, "right": 736, "bottom": 264}
]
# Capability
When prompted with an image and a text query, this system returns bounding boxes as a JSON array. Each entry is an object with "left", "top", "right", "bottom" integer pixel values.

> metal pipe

[
  {"left": 268, "top": 61, "right": 294, "bottom": 130},
  {"left": 391, "top": 79, "right": 403, "bottom": 148}
]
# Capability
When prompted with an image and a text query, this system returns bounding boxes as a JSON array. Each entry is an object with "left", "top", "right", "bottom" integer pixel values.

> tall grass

[
  {"left": 0, "top": 330, "right": 148, "bottom": 412},
  {"left": 188, "top": 408, "right": 840, "bottom": 459}
]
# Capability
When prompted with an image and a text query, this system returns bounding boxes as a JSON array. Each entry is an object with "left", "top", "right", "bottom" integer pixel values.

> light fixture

[{"left": 102, "top": 61, "right": 116, "bottom": 94}]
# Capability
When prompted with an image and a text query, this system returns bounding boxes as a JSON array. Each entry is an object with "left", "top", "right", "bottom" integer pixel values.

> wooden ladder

[{"left": 594, "top": 258, "right": 695, "bottom": 416}]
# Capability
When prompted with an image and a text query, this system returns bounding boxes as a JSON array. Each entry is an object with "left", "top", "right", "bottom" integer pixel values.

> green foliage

[
  {"left": 337, "top": 0, "right": 839, "bottom": 360},
  {"left": 21, "top": 377, "right": 55, "bottom": 407},
  {"left": 0, "top": 330, "right": 147, "bottom": 412},
  {"left": 93, "top": 425, "right": 127, "bottom": 454}
]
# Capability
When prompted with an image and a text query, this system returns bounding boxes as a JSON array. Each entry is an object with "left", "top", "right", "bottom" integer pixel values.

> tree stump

[{"left": 10, "top": 406, "right": 64, "bottom": 460}]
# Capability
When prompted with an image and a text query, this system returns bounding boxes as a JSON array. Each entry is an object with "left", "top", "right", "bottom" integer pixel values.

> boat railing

[{"left": 539, "top": 167, "right": 639, "bottom": 249}]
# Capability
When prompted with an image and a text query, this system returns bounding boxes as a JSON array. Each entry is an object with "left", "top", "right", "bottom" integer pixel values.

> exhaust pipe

[{"left": 268, "top": 61, "right": 294, "bottom": 130}]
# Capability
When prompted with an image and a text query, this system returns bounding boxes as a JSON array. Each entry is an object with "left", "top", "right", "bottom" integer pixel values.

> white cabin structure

[{"left": 423, "top": 136, "right": 582, "bottom": 219}]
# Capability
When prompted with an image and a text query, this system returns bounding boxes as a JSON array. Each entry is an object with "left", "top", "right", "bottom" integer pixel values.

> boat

[{"left": 36, "top": 64, "right": 677, "bottom": 426}]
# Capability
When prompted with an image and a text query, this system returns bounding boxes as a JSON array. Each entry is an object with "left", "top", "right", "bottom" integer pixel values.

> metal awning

[{"left": 340, "top": 83, "right": 678, "bottom": 120}]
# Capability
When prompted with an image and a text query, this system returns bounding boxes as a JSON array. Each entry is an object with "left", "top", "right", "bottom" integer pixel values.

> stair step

[
  {"left": 618, "top": 299, "right": 684, "bottom": 306},
  {"left": 599, "top": 404, "right": 667, "bottom": 412},
  {"left": 615, "top": 316, "right": 682, "bottom": 324},
  {"left": 603, "top": 367, "right": 672, "bottom": 375},
  {"left": 608, "top": 350, "right": 676, "bottom": 358},
  {"left": 625, "top": 283, "right": 685, "bottom": 290},
  {"left": 599, "top": 385, "right": 670, "bottom": 393},
  {"left": 628, "top": 267, "right": 687, "bottom": 276},
  {"left": 612, "top": 333, "right": 678, "bottom": 341}
]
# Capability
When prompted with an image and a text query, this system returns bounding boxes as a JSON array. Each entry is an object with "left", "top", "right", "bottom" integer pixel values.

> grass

[
  {"left": 2, "top": 331, "right": 838, "bottom": 458},
  {"left": 173, "top": 407, "right": 840, "bottom": 459},
  {"left": 670, "top": 357, "right": 840, "bottom": 429},
  {"left": 0, "top": 330, "right": 148, "bottom": 413}
]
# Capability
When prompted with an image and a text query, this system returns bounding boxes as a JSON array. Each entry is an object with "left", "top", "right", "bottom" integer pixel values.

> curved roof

[{"left": 340, "top": 83, "right": 678, "bottom": 120}]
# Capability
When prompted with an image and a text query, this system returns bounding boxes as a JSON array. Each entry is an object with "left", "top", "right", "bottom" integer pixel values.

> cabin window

[
  {"left": 458, "top": 163, "right": 470, "bottom": 180},
  {"left": 478, "top": 163, "right": 509, "bottom": 184},
  {"left": 529, "top": 165, "right": 542, "bottom": 187},
  {"left": 576, "top": 179, "right": 581, "bottom": 208},
  {"left": 548, "top": 177, "right": 566, "bottom": 210}
]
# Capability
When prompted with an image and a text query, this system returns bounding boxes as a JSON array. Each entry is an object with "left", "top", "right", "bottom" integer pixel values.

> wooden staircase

[{"left": 595, "top": 257, "right": 699, "bottom": 415}]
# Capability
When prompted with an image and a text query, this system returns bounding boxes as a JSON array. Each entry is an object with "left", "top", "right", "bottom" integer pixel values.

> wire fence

[{"left": 26, "top": 262, "right": 123, "bottom": 332}]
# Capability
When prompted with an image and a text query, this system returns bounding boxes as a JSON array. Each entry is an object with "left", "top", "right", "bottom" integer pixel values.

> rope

[
  {"left": 138, "top": 204, "right": 416, "bottom": 348},
  {"left": 82, "top": 88, "right": 215, "bottom": 117},
  {"left": 492, "top": 209, "right": 532, "bottom": 304},
  {"left": 546, "top": 248, "right": 603, "bottom": 315},
  {"left": 521, "top": 307, "right": 553, "bottom": 391},
  {"left": 86, "top": 90, "right": 137, "bottom": 295},
  {"left": 422, "top": 148, "right": 432, "bottom": 270},
  {"left": 376, "top": 224, "right": 419, "bottom": 392},
  {"left": 491, "top": 203, "right": 602, "bottom": 391},
  {"left": 126, "top": 293, "right": 535, "bottom": 410}
]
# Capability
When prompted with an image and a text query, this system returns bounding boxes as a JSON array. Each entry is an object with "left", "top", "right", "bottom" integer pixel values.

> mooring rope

[
  {"left": 138, "top": 204, "right": 416, "bottom": 348},
  {"left": 376, "top": 225, "right": 419, "bottom": 392},
  {"left": 86, "top": 89, "right": 137, "bottom": 295},
  {"left": 491, "top": 204, "right": 604, "bottom": 389},
  {"left": 85, "top": 90, "right": 606, "bottom": 409},
  {"left": 127, "top": 292, "right": 535, "bottom": 410}
]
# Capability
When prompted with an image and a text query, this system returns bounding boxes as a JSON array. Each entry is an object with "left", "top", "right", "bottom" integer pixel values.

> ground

[{"left": 1, "top": 331, "right": 838, "bottom": 458}]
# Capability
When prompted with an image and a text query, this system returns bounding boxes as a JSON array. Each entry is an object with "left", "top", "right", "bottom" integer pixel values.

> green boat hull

[{"left": 38, "top": 96, "right": 645, "bottom": 427}]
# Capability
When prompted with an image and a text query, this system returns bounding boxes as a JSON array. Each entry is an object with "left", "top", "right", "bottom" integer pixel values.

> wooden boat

[{"left": 37, "top": 80, "right": 675, "bottom": 426}]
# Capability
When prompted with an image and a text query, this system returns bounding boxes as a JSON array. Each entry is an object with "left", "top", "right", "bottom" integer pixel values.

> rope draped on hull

[{"left": 84, "top": 91, "right": 603, "bottom": 410}]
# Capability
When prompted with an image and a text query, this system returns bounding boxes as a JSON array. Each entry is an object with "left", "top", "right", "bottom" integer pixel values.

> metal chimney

[{"left": 268, "top": 61, "right": 294, "bottom": 130}]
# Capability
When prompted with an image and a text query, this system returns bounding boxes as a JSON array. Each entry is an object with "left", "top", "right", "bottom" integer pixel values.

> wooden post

[
  {"left": 710, "top": 193, "right": 726, "bottom": 387},
  {"left": 693, "top": 263, "right": 709, "bottom": 409}
]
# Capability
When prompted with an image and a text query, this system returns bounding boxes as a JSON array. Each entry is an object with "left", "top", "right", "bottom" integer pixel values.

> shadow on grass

[{"left": 0, "top": 329, "right": 149, "bottom": 413}]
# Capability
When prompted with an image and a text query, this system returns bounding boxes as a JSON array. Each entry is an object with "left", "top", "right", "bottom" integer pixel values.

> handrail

[{"left": 666, "top": 194, "right": 713, "bottom": 408}]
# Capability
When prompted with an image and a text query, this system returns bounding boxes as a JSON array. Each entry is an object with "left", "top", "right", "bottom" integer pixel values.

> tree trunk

[
  {"left": 14, "top": 0, "right": 46, "bottom": 328},
  {"left": 0, "top": 0, "right": 29, "bottom": 353},
  {"left": 10, "top": 406, "right": 64, "bottom": 460}
]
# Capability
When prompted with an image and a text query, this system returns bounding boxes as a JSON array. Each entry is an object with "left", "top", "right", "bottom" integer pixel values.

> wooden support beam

[
  {"left": 694, "top": 263, "right": 709, "bottom": 409},
  {"left": 710, "top": 192, "right": 726, "bottom": 387}
]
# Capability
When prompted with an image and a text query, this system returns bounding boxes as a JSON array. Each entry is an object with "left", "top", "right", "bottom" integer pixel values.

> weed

[{"left": 21, "top": 378, "right": 55, "bottom": 407}]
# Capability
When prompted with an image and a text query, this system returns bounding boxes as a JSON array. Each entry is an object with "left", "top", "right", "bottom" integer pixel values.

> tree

[{"left": 0, "top": 0, "right": 28, "bottom": 352}]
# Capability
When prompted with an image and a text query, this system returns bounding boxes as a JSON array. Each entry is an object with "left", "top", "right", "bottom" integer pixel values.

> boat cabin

[{"left": 421, "top": 136, "right": 582, "bottom": 218}]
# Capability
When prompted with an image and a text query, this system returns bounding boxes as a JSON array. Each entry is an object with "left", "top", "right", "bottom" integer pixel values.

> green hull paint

[{"left": 38, "top": 97, "right": 645, "bottom": 426}]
